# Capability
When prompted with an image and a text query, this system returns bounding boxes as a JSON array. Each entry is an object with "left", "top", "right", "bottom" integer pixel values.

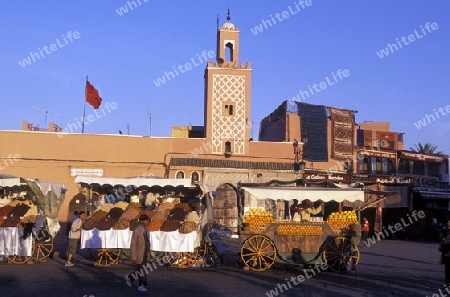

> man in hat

[
  {"left": 125, "top": 214, "right": 150, "bottom": 292},
  {"left": 298, "top": 200, "right": 325, "bottom": 222}
]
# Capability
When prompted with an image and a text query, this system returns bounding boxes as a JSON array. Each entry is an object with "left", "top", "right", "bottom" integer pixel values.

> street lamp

[{"left": 293, "top": 131, "right": 308, "bottom": 173}]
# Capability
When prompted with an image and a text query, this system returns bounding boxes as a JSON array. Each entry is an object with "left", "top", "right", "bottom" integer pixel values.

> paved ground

[{"left": 0, "top": 238, "right": 445, "bottom": 297}]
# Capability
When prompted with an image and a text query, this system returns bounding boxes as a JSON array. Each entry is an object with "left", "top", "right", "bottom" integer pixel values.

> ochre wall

[{"left": 0, "top": 130, "right": 294, "bottom": 222}]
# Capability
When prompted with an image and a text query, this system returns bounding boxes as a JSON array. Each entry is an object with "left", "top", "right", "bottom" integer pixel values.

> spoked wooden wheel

[
  {"left": 94, "top": 248, "right": 121, "bottom": 267},
  {"left": 195, "top": 242, "right": 207, "bottom": 258},
  {"left": 32, "top": 236, "right": 54, "bottom": 261},
  {"left": 7, "top": 254, "right": 32, "bottom": 264},
  {"left": 322, "top": 236, "right": 360, "bottom": 272},
  {"left": 240, "top": 235, "right": 277, "bottom": 271},
  {"left": 163, "top": 252, "right": 180, "bottom": 266},
  {"left": 164, "top": 252, "right": 197, "bottom": 268}
]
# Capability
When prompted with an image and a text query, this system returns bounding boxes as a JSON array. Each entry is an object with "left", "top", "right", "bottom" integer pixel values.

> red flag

[{"left": 85, "top": 80, "right": 102, "bottom": 109}]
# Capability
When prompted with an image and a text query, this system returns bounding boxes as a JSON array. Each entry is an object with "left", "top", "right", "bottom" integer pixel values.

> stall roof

[
  {"left": 0, "top": 175, "right": 66, "bottom": 193},
  {"left": 74, "top": 176, "right": 195, "bottom": 188},
  {"left": 415, "top": 190, "right": 450, "bottom": 199},
  {"left": 0, "top": 175, "right": 22, "bottom": 187},
  {"left": 241, "top": 186, "right": 364, "bottom": 203}
]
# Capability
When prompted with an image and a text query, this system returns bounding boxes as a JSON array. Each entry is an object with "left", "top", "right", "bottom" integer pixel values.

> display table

[
  {"left": 81, "top": 229, "right": 132, "bottom": 249},
  {"left": 149, "top": 230, "right": 200, "bottom": 253},
  {"left": 81, "top": 229, "right": 200, "bottom": 253},
  {"left": 0, "top": 227, "right": 33, "bottom": 257}
]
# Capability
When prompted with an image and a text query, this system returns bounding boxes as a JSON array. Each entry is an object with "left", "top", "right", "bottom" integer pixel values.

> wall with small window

[
  {"left": 175, "top": 171, "right": 185, "bottom": 179},
  {"left": 222, "top": 103, "right": 235, "bottom": 116},
  {"left": 191, "top": 171, "right": 200, "bottom": 182},
  {"left": 359, "top": 156, "right": 395, "bottom": 174}
]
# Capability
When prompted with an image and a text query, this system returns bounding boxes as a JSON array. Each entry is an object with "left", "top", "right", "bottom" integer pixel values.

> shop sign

[
  {"left": 372, "top": 176, "right": 412, "bottom": 184},
  {"left": 399, "top": 152, "right": 444, "bottom": 162},
  {"left": 304, "top": 173, "right": 350, "bottom": 183},
  {"left": 70, "top": 168, "right": 104, "bottom": 177},
  {"left": 328, "top": 175, "right": 347, "bottom": 182},
  {"left": 358, "top": 150, "right": 396, "bottom": 159},
  {"left": 305, "top": 173, "right": 327, "bottom": 181}
]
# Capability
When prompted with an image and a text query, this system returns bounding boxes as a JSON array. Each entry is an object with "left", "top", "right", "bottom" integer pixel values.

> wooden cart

[
  {"left": 237, "top": 185, "right": 364, "bottom": 272},
  {"left": 0, "top": 175, "right": 66, "bottom": 264}
]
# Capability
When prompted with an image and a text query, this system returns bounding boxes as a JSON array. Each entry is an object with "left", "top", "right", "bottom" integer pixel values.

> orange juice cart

[{"left": 237, "top": 185, "right": 364, "bottom": 272}]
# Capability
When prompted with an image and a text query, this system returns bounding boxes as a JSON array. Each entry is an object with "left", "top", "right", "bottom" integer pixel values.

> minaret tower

[{"left": 204, "top": 8, "right": 252, "bottom": 156}]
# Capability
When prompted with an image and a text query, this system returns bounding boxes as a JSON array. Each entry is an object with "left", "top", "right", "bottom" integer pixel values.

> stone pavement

[{"left": 0, "top": 238, "right": 445, "bottom": 297}]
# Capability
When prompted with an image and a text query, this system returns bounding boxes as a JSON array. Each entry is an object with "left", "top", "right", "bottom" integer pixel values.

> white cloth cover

[
  {"left": 33, "top": 180, "right": 66, "bottom": 196},
  {"left": 81, "top": 229, "right": 200, "bottom": 252},
  {"left": 149, "top": 230, "right": 200, "bottom": 253},
  {"left": 0, "top": 227, "right": 33, "bottom": 257},
  {"left": 81, "top": 229, "right": 132, "bottom": 249}
]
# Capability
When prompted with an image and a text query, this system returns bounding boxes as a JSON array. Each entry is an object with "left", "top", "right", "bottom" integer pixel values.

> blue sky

[{"left": 1, "top": 1, "right": 449, "bottom": 155}]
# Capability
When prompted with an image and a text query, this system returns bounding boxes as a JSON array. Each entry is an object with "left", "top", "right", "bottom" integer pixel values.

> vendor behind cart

[
  {"left": 291, "top": 199, "right": 324, "bottom": 222},
  {"left": 289, "top": 199, "right": 301, "bottom": 220}
]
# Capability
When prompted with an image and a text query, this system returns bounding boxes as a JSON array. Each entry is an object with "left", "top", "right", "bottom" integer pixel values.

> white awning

[
  {"left": 74, "top": 176, "right": 195, "bottom": 188},
  {"left": 0, "top": 176, "right": 21, "bottom": 187},
  {"left": 241, "top": 186, "right": 364, "bottom": 203}
]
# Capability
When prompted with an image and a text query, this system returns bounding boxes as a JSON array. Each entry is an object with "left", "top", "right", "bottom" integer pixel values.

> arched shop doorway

[{"left": 213, "top": 183, "right": 239, "bottom": 233}]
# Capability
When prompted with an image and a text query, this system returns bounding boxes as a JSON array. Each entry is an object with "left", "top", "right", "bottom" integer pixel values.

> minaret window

[
  {"left": 225, "top": 141, "right": 232, "bottom": 154},
  {"left": 226, "top": 42, "right": 234, "bottom": 62},
  {"left": 223, "top": 103, "right": 235, "bottom": 116}
]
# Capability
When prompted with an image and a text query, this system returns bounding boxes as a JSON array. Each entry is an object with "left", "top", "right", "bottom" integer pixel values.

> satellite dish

[{"left": 119, "top": 130, "right": 123, "bottom": 134}]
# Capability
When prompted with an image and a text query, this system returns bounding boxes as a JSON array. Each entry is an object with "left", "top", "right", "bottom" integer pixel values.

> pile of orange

[
  {"left": 277, "top": 223, "right": 323, "bottom": 235},
  {"left": 326, "top": 210, "right": 358, "bottom": 234},
  {"left": 243, "top": 208, "right": 273, "bottom": 233}
]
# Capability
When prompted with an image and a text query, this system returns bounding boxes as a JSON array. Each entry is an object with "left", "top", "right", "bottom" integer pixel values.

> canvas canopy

[
  {"left": 241, "top": 186, "right": 365, "bottom": 203},
  {"left": 74, "top": 176, "right": 195, "bottom": 188},
  {"left": 0, "top": 175, "right": 22, "bottom": 187}
]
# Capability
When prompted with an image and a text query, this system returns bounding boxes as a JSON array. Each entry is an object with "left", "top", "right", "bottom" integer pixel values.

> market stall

[
  {"left": 0, "top": 175, "right": 66, "bottom": 263},
  {"left": 237, "top": 184, "right": 365, "bottom": 272},
  {"left": 75, "top": 176, "right": 207, "bottom": 267}
]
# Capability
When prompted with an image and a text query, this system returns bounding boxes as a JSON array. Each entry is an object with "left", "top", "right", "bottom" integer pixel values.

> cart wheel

[
  {"left": 8, "top": 235, "right": 34, "bottom": 264},
  {"left": 32, "top": 236, "right": 54, "bottom": 261},
  {"left": 163, "top": 252, "right": 197, "bottom": 268},
  {"left": 164, "top": 252, "right": 180, "bottom": 266},
  {"left": 195, "top": 242, "right": 207, "bottom": 258},
  {"left": 322, "top": 236, "right": 360, "bottom": 272},
  {"left": 204, "top": 242, "right": 220, "bottom": 268},
  {"left": 94, "top": 248, "right": 121, "bottom": 267},
  {"left": 240, "top": 235, "right": 277, "bottom": 271},
  {"left": 7, "top": 254, "right": 32, "bottom": 264}
]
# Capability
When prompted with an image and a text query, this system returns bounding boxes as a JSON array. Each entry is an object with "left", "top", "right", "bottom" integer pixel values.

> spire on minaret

[
  {"left": 217, "top": 13, "right": 219, "bottom": 31},
  {"left": 227, "top": 7, "right": 231, "bottom": 21}
]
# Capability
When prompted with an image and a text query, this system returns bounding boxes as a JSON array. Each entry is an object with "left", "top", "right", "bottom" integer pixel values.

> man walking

[
  {"left": 65, "top": 211, "right": 86, "bottom": 267},
  {"left": 361, "top": 217, "right": 370, "bottom": 247},
  {"left": 125, "top": 214, "right": 150, "bottom": 292}
]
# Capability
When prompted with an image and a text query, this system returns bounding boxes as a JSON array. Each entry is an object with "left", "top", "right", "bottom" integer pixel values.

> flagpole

[{"left": 82, "top": 76, "right": 88, "bottom": 133}]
